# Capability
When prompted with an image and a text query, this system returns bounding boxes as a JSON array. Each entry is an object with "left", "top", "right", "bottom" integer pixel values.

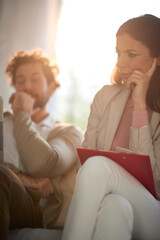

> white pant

[{"left": 62, "top": 156, "right": 160, "bottom": 240}]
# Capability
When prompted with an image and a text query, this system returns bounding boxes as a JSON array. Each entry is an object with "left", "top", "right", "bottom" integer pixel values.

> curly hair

[{"left": 6, "top": 49, "right": 60, "bottom": 88}]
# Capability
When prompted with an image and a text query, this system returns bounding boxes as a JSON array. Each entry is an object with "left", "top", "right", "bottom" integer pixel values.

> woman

[{"left": 62, "top": 14, "right": 160, "bottom": 240}]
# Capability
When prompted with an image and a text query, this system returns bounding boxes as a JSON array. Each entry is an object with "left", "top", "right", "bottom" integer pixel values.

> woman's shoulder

[
  {"left": 99, "top": 84, "right": 124, "bottom": 93},
  {"left": 94, "top": 84, "right": 125, "bottom": 102}
]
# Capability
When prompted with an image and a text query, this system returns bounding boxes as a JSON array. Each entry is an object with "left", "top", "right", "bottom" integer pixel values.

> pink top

[{"left": 111, "top": 96, "right": 152, "bottom": 150}]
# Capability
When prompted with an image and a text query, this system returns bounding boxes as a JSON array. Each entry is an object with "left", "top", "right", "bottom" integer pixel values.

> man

[{"left": 1, "top": 49, "right": 83, "bottom": 240}]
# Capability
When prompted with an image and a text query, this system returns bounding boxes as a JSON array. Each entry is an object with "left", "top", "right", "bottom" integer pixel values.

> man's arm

[
  {"left": 14, "top": 112, "right": 83, "bottom": 178},
  {"left": 10, "top": 91, "right": 83, "bottom": 178}
]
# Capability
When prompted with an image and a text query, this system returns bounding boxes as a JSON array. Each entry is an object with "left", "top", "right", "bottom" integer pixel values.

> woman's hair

[
  {"left": 111, "top": 14, "right": 160, "bottom": 113},
  {"left": 6, "top": 49, "right": 60, "bottom": 88}
]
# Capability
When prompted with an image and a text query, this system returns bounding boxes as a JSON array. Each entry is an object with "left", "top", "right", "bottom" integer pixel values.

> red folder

[{"left": 76, "top": 148, "right": 158, "bottom": 199}]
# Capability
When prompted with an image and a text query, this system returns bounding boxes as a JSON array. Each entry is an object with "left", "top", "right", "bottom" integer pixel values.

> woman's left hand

[{"left": 126, "top": 59, "right": 157, "bottom": 110}]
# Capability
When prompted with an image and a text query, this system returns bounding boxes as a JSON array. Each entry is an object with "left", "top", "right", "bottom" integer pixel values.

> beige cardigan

[
  {"left": 12, "top": 112, "right": 83, "bottom": 228},
  {"left": 83, "top": 84, "right": 160, "bottom": 197}
]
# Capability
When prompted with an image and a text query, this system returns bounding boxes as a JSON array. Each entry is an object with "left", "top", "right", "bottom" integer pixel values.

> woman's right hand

[{"left": 126, "top": 58, "right": 157, "bottom": 110}]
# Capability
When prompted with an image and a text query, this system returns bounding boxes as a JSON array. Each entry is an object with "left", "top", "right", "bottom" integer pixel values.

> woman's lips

[{"left": 120, "top": 73, "right": 131, "bottom": 79}]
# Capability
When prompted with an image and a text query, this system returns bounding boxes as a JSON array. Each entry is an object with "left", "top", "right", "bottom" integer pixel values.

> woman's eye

[{"left": 128, "top": 53, "right": 137, "bottom": 58}]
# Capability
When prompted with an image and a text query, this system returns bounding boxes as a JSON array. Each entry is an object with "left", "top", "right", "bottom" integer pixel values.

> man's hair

[
  {"left": 111, "top": 14, "right": 160, "bottom": 113},
  {"left": 6, "top": 49, "right": 60, "bottom": 88}
]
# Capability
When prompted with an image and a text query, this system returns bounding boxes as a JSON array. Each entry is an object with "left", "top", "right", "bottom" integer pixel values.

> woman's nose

[{"left": 117, "top": 55, "right": 127, "bottom": 68}]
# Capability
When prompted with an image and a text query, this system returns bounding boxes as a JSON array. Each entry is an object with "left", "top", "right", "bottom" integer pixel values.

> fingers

[
  {"left": 11, "top": 92, "right": 35, "bottom": 114},
  {"left": 42, "top": 184, "right": 54, "bottom": 198},
  {"left": 126, "top": 71, "right": 144, "bottom": 88},
  {"left": 126, "top": 59, "right": 157, "bottom": 89},
  {"left": 36, "top": 178, "right": 54, "bottom": 198},
  {"left": 146, "top": 58, "right": 157, "bottom": 78}
]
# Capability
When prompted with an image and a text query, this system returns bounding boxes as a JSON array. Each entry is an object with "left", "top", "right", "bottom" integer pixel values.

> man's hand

[
  {"left": 9, "top": 92, "right": 39, "bottom": 115},
  {"left": 17, "top": 172, "right": 54, "bottom": 198},
  {"left": 126, "top": 59, "right": 157, "bottom": 110}
]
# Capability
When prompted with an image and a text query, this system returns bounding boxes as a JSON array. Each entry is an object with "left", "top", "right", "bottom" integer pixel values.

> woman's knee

[
  {"left": 78, "top": 156, "right": 109, "bottom": 181},
  {"left": 101, "top": 194, "right": 134, "bottom": 228},
  {"left": 78, "top": 156, "right": 114, "bottom": 182}
]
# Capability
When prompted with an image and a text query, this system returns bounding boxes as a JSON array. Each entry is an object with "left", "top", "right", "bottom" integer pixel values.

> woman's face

[{"left": 116, "top": 33, "right": 154, "bottom": 83}]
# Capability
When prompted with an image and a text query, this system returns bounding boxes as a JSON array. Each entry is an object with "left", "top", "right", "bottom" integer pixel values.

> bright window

[{"left": 55, "top": 0, "right": 160, "bottom": 130}]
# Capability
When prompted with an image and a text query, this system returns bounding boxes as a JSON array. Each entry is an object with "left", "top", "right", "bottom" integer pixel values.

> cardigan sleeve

[
  {"left": 132, "top": 110, "right": 149, "bottom": 128},
  {"left": 129, "top": 125, "right": 160, "bottom": 179},
  {"left": 14, "top": 111, "right": 83, "bottom": 178},
  {"left": 130, "top": 109, "right": 160, "bottom": 179}
]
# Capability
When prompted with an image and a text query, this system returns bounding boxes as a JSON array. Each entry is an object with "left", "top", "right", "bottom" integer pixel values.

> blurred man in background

[{"left": 1, "top": 49, "right": 83, "bottom": 240}]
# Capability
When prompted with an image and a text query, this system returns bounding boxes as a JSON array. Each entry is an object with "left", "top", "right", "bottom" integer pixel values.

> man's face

[{"left": 14, "top": 63, "right": 54, "bottom": 109}]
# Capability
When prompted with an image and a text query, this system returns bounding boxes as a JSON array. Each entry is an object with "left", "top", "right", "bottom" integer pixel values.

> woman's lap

[{"left": 73, "top": 156, "right": 160, "bottom": 239}]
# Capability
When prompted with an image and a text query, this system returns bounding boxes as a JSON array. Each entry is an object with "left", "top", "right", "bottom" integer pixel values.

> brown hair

[
  {"left": 6, "top": 49, "right": 60, "bottom": 88},
  {"left": 111, "top": 14, "right": 160, "bottom": 112}
]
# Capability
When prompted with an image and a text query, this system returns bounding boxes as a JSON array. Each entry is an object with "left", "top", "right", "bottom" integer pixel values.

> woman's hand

[{"left": 126, "top": 59, "right": 157, "bottom": 110}]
